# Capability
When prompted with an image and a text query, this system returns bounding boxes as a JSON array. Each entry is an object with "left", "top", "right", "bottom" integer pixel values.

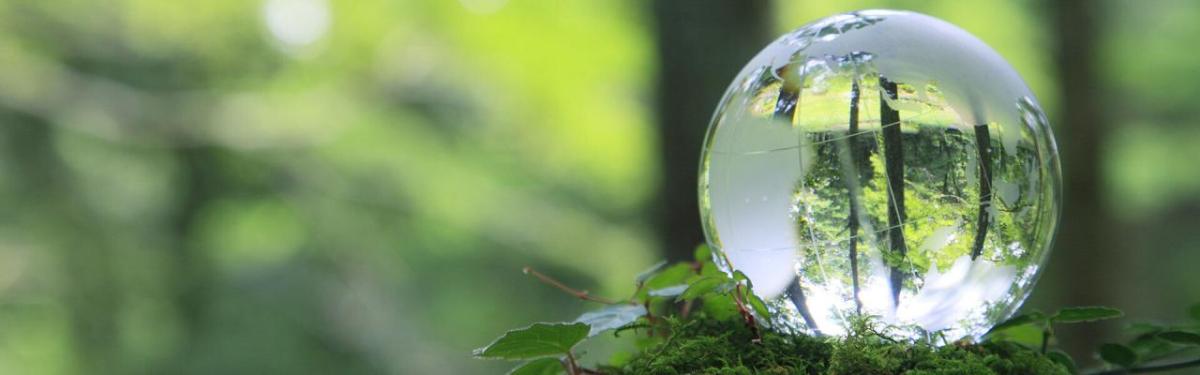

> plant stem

[
  {"left": 970, "top": 123, "right": 994, "bottom": 260},
  {"left": 523, "top": 266, "right": 618, "bottom": 305},
  {"left": 1040, "top": 326, "right": 1051, "bottom": 354},
  {"left": 732, "top": 283, "right": 763, "bottom": 343},
  {"left": 565, "top": 351, "right": 580, "bottom": 375},
  {"left": 880, "top": 77, "right": 907, "bottom": 305}
]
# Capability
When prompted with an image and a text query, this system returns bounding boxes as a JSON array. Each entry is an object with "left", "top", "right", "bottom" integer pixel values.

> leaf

[
  {"left": 1045, "top": 350, "right": 1076, "bottom": 374},
  {"left": 643, "top": 264, "right": 694, "bottom": 290},
  {"left": 508, "top": 358, "right": 564, "bottom": 375},
  {"left": 473, "top": 323, "right": 590, "bottom": 360},
  {"left": 983, "top": 322, "right": 1044, "bottom": 348},
  {"left": 1190, "top": 303, "right": 1200, "bottom": 322},
  {"left": 647, "top": 284, "right": 688, "bottom": 297},
  {"left": 1128, "top": 332, "right": 1178, "bottom": 363},
  {"left": 745, "top": 292, "right": 771, "bottom": 321},
  {"left": 694, "top": 244, "right": 713, "bottom": 262},
  {"left": 701, "top": 293, "right": 739, "bottom": 321},
  {"left": 1125, "top": 322, "right": 1166, "bottom": 335},
  {"left": 1157, "top": 330, "right": 1200, "bottom": 346},
  {"left": 988, "top": 311, "right": 1047, "bottom": 334},
  {"left": 1099, "top": 343, "right": 1137, "bottom": 367},
  {"left": 634, "top": 261, "right": 669, "bottom": 285},
  {"left": 575, "top": 304, "right": 647, "bottom": 337},
  {"left": 1052, "top": 306, "right": 1123, "bottom": 323},
  {"left": 678, "top": 276, "right": 730, "bottom": 301},
  {"left": 731, "top": 270, "right": 754, "bottom": 289}
]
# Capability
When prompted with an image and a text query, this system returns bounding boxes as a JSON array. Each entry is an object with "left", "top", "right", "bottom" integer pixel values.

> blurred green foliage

[{"left": 0, "top": 0, "right": 1199, "bottom": 374}]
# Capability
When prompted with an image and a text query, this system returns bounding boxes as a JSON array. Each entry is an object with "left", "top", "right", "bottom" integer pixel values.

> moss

[{"left": 605, "top": 318, "right": 1068, "bottom": 375}]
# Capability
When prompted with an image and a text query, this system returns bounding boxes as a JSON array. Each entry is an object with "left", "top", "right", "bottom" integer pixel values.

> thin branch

[{"left": 523, "top": 266, "right": 619, "bottom": 305}]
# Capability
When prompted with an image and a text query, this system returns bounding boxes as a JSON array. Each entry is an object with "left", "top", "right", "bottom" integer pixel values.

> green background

[{"left": 0, "top": 0, "right": 1196, "bottom": 373}]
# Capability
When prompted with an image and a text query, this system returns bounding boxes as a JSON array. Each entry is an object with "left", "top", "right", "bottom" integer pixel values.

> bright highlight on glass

[{"left": 699, "top": 10, "right": 1062, "bottom": 340}]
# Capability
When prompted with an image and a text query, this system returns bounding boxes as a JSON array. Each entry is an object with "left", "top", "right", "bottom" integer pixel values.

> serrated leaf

[
  {"left": 1052, "top": 306, "right": 1123, "bottom": 323},
  {"left": 474, "top": 323, "right": 589, "bottom": 360},
  {"left": 694, "top": 244, "right": 713, "bottom": 262},
  {"left": 1045, "top": 350, "right": 1076, "bottom": 374},
  {"left": 1099, "top": 343, "right": 1137, "bottom": 367},
  {"left": 989, "top": 311, "right": 1047, "bottom": 334},
  {"left": 508, "top": 358, "right": 564, "bottom": 375},
  {"left": 678, "top": 276, "right": 731, "bottom": 301},
  {"left": 575, "top": 304, "right": 646, "bottom": 337},
  {"left": 635, "top": 261, "right": 669, "bottom": 285},
  {"left": 647, "top": 284, "right": 688, "bottom": 298},
  {"left": 1157, "top": 330, "right": 1200, "bottom": 346}
]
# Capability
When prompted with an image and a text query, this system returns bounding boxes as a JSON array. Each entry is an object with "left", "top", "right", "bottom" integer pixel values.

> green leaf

[
  {"left": 1045, "top": 350, "right": 1076, "bottom": 374},
  {"left": 988, "top": 311, "right": 1047, "bottom": 334},
  {"left": 643, "top": 264, "right": 694, "bottom": 290},
  {"left": 473, "top": 323, "right": 590, "bottom": 360},
  {"left": 731, "top": 270, "right": 755, "bottom": 289},
  {"left": 1157, "top": 330, "right": 1200, "bottom": 346},
  {"left": 1128, "top": 332, "right": 1177, "bottom": 363},
  {"left": 1125, "top": 322, "right": 1166, "bottom": 335},
  {"left": 1052, "top": 306, "right": 1123, "bottom": 323},
  {"left": 575, "top": 304, "right": 646, "bottom": 337},
  {"left": 1189, "top": 303, "right": 1200, "bottom": 322},
  {"left": 634, "top": 261, "right": 669, "bottom": 285},
  {"left": 677, "top": 276, "right": 730, "bottom": 301},
  {"left": 1099, "top": 343, "right": 1137, "bottom": 367},
  {"left": 508, "top": 358, "right": 565, "bottom": 375},
  {"left": 647, "top": 284, "right": 688, "bottom": 298},
  {"left": 984, "top": 322, "right": 1044, "bottom": 347},
  {"left": 694, "top": 244, "right": 713, "bottom": 262},
  {"left": 701, "top": 292, "right": 739, "bottom": 321},
  {"left": 745, "top": 292, "right": 771, "bottom": 321}
]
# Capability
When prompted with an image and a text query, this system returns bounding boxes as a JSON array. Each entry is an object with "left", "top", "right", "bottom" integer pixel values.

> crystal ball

[{"left": 698, "top": 10, "right": 1061, "bottom": 340}]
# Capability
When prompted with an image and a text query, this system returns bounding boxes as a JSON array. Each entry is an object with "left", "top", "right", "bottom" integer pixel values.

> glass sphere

[{"left": 698, "top": 10, "right": 1061, "bottom": 340}]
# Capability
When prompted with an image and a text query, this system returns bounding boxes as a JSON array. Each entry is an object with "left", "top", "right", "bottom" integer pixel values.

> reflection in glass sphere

[{"left": 698, "top": 10, "right": 1061, "bottom": 340}]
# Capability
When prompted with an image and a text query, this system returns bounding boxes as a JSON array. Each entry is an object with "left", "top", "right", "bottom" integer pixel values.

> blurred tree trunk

[
  {"left": 651, "top": 0, "right": 772, "bottom": 261},
  {"left": 171, "top": 147, "right": 221, "bottom": 352},
  {"left": 1046, "top": 0, "right": 1115, "bottom": 360},
  {"left": 0, "top": 115, "right": 120, "bottom": 374}
]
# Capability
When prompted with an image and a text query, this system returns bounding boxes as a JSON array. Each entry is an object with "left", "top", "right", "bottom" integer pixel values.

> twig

[{"left": 523, "top": 266, "right": 618, "bottom": 305}]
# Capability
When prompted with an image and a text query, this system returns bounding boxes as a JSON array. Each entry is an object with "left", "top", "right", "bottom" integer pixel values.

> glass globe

[{"left": 698, "top": 10, "right": 1061, "bottom": 340}]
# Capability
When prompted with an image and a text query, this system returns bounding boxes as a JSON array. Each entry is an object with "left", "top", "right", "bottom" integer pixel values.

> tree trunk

[
  {"left": 651, "top": 0, "right": 772, "bottom": 261},
  {"left": 1043, "top": 0, "right": 1115, "bottom": 362},
  {"left": 970, "top": 124, "right": 993, "bottom": 260},
  {"left": 880, "top": 77, "right": 907, "bottom": 305}
]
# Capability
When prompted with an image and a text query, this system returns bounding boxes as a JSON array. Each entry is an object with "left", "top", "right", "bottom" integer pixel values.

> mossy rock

[{"left": 603, "top": 318, "right": 1068, "bottom": 375}]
